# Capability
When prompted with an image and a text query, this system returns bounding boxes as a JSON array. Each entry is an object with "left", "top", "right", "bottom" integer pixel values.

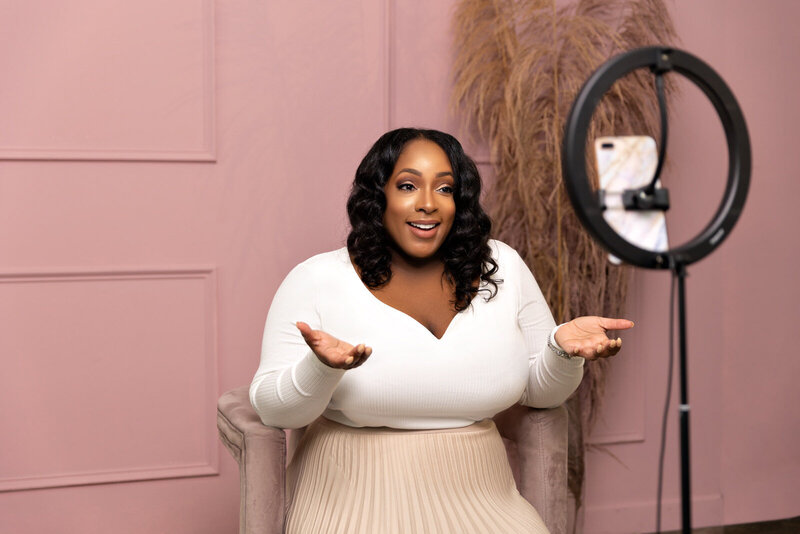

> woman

[{"left": 249, "top": 128, "right": 633, "bottom": 533}]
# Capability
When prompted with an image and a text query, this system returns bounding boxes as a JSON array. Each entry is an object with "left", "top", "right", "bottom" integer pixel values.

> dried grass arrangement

[{"left": 451, "top": 0, "right": 677, "bottom": 518}]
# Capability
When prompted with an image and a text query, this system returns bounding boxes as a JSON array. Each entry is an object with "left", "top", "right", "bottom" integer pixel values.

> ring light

[{"left": 562, "top": 46, "right": 751, "bottom": 269}]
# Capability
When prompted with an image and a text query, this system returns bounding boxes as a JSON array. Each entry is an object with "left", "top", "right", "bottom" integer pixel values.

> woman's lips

[{"left": 407, "top": 222, "right": 439, "bottom": 239}]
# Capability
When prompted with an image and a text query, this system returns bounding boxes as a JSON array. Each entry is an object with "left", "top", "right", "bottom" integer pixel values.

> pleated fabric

[{"left": 285, "top": 417, "right": 550, "bottom": 534}]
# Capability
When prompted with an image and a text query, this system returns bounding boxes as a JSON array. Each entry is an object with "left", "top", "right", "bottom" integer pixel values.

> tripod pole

[{"left": 675, "top": 261, "right": 692, "bottom": 533}]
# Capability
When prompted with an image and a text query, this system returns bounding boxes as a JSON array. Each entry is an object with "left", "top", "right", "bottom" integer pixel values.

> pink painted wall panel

[
  {"left": 0, "top": 268, "right": 218, "bottom": 492},
  {"left": 0, "top": 0, "right": 214, "bottom": 160},
  {"left": 694, "top": 1, "right": 800, "bottom": 524},
  {"left": 0, "top": 163, "right": 219, "bottom": 268},
  {"left": 0, "top": 0, "right": 388, "bottom": 532},
  {"left": 391, "top": 0, "right": 490, "bottom": 161}
]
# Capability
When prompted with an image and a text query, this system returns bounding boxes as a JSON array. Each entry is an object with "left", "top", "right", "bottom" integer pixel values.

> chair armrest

[
  {"left": 494, "top": 403, "right": 569, "bottom": 534},
  {"left": 217, "top": 385, "right": 286, "bottom": 534}
]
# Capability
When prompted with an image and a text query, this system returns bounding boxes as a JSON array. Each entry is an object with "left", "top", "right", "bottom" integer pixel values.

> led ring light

[{"left": 562, "top": 46, "right": 751, "bottom": 269}]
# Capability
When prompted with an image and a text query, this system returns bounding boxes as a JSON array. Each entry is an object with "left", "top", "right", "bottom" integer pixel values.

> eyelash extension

[
  {"left": 397, "top": 183, "right": 454, "bottom": 193},
  {"left": 397, "top": 182, "right": 455, "bottom": 195}
]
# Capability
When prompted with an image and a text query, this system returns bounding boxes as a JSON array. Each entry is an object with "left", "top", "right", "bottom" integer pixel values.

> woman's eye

[
  {"left": 438, "top": 186, "right": 454, "bottom": 194},
  {"left": 398, "top": 183, "right": 415, "bottom": 191}
]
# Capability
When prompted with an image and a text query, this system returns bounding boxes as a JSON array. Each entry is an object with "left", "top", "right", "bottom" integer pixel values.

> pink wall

[
  {"left": 0, "top": 1, "right": 796, "bottom": 532},
  {"left": 679, "top": 0, "right": 800, "bottom": 525},
  {"left": 584, "top": 1, "right": 800, "bottom": 531},
  {"left": 0, "top": 1, "right": 386, "bottom": 532}
]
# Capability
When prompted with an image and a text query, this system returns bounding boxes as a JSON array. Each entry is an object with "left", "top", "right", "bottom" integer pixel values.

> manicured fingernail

[{"left": 345, "top": 356, "right": 354, "bottom": 365}]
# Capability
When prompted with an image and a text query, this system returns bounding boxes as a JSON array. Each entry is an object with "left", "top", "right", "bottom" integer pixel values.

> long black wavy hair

[{"left": 346, "top": 128, "right": 501, "bottom": 312}]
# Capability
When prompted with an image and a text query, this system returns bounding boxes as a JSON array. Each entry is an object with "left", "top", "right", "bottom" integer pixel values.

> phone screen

[{"left": 594, "top": 136, "right": 669, "bottom": 264}]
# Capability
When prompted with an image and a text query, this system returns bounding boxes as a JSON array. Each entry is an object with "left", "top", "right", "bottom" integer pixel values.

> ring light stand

[{"left": 562, "top": 47, "right": 751, "bottom": 533}]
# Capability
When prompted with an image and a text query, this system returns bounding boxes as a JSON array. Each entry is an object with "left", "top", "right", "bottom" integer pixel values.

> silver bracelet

[{"left": 547, "top": 338, "right": 576, "bottom": 360}]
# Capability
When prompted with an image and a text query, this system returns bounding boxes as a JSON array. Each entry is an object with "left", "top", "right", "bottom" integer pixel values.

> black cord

[
  {"left": 656, "top": 262, "right": 678, "bottom": 533},
  {"left": 647, "top": 73, "right": 669, "bottom": 196}
]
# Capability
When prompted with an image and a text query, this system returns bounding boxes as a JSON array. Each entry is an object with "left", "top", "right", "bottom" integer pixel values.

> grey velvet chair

[{"left": 217, "top": 385, "right": 569, "bottom": 534}]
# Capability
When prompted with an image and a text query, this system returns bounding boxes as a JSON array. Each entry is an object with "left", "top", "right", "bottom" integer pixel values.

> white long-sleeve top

[{"left": 249, "top": 239, "right": 584, "bottom": 430}]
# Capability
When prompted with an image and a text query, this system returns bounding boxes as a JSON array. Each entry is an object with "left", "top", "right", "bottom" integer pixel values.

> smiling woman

[
  {"left": 346, "top": 128, "right": 501, "bottom": 315},
  {"left": 381, "top": 139, "right": 456, "bottom": 260},
  {"left": 249, "top": 127, "right": 633, "bottom": 533}
]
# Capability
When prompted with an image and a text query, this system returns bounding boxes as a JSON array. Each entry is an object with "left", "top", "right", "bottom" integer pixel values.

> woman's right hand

[{"left": 295, "top": 321, "right": 373, "bottom": 369}]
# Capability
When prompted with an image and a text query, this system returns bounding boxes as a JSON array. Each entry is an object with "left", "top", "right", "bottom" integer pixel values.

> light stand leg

[{"left": 676, "top": 263, "right": 692, "bottom": 533}]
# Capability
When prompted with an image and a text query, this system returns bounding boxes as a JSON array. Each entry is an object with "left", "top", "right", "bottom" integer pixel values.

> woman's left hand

[{"left": 554, "top": 316, "right": 635, "bottom": 361}]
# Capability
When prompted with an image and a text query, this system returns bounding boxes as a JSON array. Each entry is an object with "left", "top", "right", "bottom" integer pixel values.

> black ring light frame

[
  {"left": 563, "top": 46, "right": 751, "bottom": 269},
  {"left": 562, "top": 46, "right": 751, "bottom": 534}
]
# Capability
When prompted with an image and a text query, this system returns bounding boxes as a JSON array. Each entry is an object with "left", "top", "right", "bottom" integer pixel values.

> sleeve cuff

[
  {"left": 544, "top": 343, "right": 585, "bottom": 370},
  {"left": 550, "top": 323, "right": 568, "bottom": 351},
  {"left": 550, "top": 323, "right": 567, "bottom": 350},
  {"left": 291, "top": 350, "right": 345, "bottom": 397},
  {"left": 547, "top": 323, "right": 585, "bottom": 370}
]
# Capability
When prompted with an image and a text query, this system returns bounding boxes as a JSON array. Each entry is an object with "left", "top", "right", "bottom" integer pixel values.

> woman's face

[{"left": 382, "top": 139, "right": 456, "bottom": 260}]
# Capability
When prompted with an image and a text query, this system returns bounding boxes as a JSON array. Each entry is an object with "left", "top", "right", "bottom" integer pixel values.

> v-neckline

[{"left": 346, "top": 254, "right": 461, "bottom": 341}]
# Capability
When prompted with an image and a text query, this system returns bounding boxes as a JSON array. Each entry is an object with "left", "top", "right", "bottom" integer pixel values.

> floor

[{"left": 658, "top": 516, "right": 800, "bottom": 533}]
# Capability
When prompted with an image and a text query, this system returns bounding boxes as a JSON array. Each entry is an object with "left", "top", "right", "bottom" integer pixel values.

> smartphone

[{"left": 594, "top": 135, "right": 669, "bottom": 265}]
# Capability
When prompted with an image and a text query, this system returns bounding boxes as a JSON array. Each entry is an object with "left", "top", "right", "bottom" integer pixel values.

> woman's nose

[{"left": 415, "top": 189, "right": 436, "bottom": 212}]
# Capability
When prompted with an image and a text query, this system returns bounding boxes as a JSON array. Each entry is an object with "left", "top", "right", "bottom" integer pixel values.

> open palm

[
  {"left": 554, "top": 316, "right": 634, "bottom": 360},
  {"left": 295, "top": 321, "right": 372, "bottom": 369}
]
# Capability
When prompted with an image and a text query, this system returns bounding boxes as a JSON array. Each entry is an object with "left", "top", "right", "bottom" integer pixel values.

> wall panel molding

[
  {"left": 0, "top": 0, "right": 215, "bottom": 162},
  {"left": 587, "top": 329, "right": 647, "bottom": 446},
  {"left": 0, "top": 265, "right": 219, "bottom": 492},
  {"left": 584, "top": 493, "right": 723, "bottom": 533}
]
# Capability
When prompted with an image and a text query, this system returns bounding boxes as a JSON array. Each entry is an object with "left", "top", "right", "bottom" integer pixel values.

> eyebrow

[{"left": 397, "top": 168, "right": 454, "bottom": 178}]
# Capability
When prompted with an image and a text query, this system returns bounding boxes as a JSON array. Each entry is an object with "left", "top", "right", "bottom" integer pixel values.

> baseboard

[{"left": 581, "top": 493, "right": 723, "bottom": 534}]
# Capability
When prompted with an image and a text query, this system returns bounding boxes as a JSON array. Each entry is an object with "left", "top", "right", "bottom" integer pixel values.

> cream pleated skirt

[{"left": 285, "top": 416, "right": 550, "bottom": 534}]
